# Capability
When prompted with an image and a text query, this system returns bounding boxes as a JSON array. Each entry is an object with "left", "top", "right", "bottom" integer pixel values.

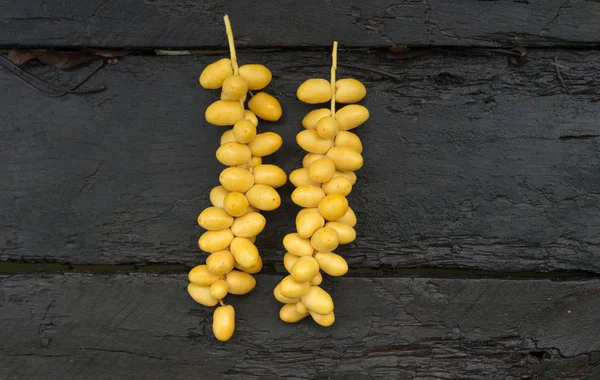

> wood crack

[
  {"left": 540, "top": 0, "right": 573, "bottom": 33},
  {"left": 79, "top": 347, "right": 165, "bottom": 361},
  {"left": 559, "top": 134, "right": 599, "bottom": 140},
  {"left": 78, "top": 160, "right": 103, "bottom": 194}
]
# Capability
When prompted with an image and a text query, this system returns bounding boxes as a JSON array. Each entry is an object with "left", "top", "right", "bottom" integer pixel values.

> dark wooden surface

[
  {"left": 2, "top": 50, "right": 600, "bottom": 272},
  {"left": 2, "top": 4, "right": 600, "bottom": 377},
  {"left": 2, "top": 0, "right": 600, "bottom": 48},
  {"left": 1, "top": 273, "right": 599, "bottom": 380}
]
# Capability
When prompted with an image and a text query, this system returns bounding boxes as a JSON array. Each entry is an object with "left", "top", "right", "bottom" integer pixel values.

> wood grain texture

[
  {"left": 1, "top": 0, "right": 600, "bottom": 48},
  {"left": 0, "top": 273, "right": 598, "bottom": 379},
  {"left": 1, "top": 50, "right": 600, "bottom": 271}
]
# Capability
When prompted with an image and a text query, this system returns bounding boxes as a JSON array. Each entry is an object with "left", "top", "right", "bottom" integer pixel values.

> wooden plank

[
  {"left": 0, "top": 273, "right": 598, "bottom": 379},
  {"left": 1, "top": 0, "right": 600, "bottom": 48},
  {"left": 1, "top": 50, "right": 600, "bottom": 271}
]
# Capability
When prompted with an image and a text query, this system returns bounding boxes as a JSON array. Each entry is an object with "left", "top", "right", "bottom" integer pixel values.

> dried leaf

[
  {"left": 37, "top": 51, "right": 98, "bottom": 69},
  {"left": 6, "top": 48, "right": 128, "bottom": 69},
  {"left": 155, "top": 50, "right": 192, "bottom": 56},
  {"left": 7, "top": 49, "right": 37, "bottom": 66},
  {"left": 388, "top": 45, "right": 411, "bottom": 54},
  {"left": 85, "top": 48, "right": 129, "bottom": 58}
]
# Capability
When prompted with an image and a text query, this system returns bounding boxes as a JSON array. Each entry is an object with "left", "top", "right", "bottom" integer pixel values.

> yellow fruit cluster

[
  {"left": 188, "top": 15, "right": 285, "bottom": 342},
  {"left": 274, "top": 42, "right": 369, "bottom": 326}
]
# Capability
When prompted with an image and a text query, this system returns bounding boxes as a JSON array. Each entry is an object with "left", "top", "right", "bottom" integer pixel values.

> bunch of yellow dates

[
  {"left": 274, "top": 73, "right": 369, "bottom": 326},
  {"left": 188, "top": 56, "right": 285, "bottom": 341}
]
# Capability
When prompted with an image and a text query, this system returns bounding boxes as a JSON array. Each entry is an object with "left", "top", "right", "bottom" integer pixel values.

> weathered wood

[
  {"left": 1, "top": 50, "right": 600, "bottom": 271},
  {"left": 0, "top": 273, "right": 598, "bottom": 379},
  {"left": 1, "top": 0, "right": 600, "bottom": 48}
]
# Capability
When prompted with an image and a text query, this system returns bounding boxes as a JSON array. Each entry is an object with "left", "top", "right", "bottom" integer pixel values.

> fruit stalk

[
  {"left": 330, "top": 41, "right": 337, "bottom": 116},
  {"left": 224, "top": 15, "right": 239, "bottom": 75}
]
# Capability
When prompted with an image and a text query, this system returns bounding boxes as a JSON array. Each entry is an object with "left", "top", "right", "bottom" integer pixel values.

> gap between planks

[
  {"left": 3, "top": 45, "right": 600, "bottom": 55},
  {"left": 0, "top": 262, "right": 598, "bottom": 280}
]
